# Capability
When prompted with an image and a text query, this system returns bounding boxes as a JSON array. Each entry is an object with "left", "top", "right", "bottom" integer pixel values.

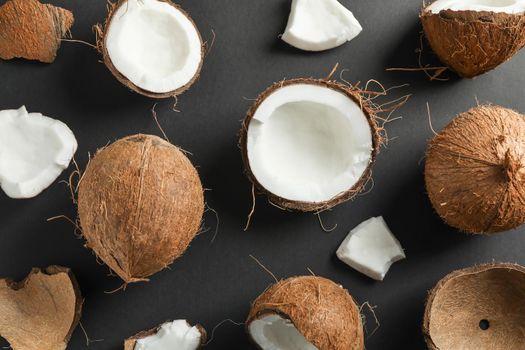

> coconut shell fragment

[
  {"left": 0, "top": 0, "right": 74, "bottom": 63},
  {"left": 0, "top": 266, "right": 82, "bottom": 350},
  {"left": 423, "top": 263, "right": 525, "bottom": 350},
  {"left": 124, "top": 320, "right": 207, "bottom": 350}
]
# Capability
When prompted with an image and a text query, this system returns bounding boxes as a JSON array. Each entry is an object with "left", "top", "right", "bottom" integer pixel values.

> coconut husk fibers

[
  {"left": 124, "top": 321, "right": 207, "bottom": 350},
  {"left": 240, "top": 78, "right": 381, "bottom": 212},
  {"left": 421, "top": 8, "right": 525, "bottom": 78},
  {"left": 0, "top": 0, "right": 73, "bottom": 63},
  {"left": 0, "top": 266, "right": 82, "bottom": 350},
  {"left": 247, "top": 276, "right": 364, "bottom": 350},
  {"left": 425, "top": 105, "right": 525, "bottom": 234},
  {"left": 78, "top": 134, "right": 204, "bottom": 283},
  {"left": 95, "top": 0, "right": 204, "bottom": 98},
  {"left": 423, "top": 263, "right": 525, "bottom": 350}
]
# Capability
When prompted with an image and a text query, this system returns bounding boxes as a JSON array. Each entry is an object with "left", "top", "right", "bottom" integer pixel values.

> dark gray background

[{"left": 1, "top": 0, "right": 525, "bottom": 349}]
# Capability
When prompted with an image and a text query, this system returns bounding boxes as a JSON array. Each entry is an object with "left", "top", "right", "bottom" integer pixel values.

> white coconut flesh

[
  {"left": 249, "top": 314, "right": 318, "bottom": 350},
  {"left": 134, "top": 320, "right": 202, "bottom": 350},
  {"left": 282, "top": 0, "right": 362, "bottom": 51},
  {"left": 247, "top": 84, "right": 373, "bottom": 204},
  {"left": 426, "top": 0, "right": 525, "bottom": 13},
  {"left": 0, "top": 106, "right": 77, "bottom": 199},
  {"left": 105, "top": 0, "right": 202, "bottom": 94}
]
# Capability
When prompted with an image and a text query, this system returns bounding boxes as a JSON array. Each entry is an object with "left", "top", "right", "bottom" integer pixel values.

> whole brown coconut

[
  {"left": 78, "top": 134, "right": 204, "bottom": 283},
  {"left": 423, "top": 263, "right": 525, "bottom": 350},
  {"left": 425, "top": 105, "right": 525, "bottom": 234},
  {"left": 421, "top": 7, "right": 525, "bottom": 78},
  {"left": 247, "top": 276, "right": 364, "bottom": 350}
]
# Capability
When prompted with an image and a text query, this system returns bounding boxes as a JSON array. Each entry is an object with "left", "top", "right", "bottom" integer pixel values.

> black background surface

[{"left": 1, "top": 0, "right": 525, "bottom": 349}]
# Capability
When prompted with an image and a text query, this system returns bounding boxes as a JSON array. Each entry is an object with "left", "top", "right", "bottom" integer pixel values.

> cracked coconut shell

[
  {"left": 0, "top": 266, "right": 82, "bottom": 350},
  {"left": 421, "top": 8, "right": 525, "bottom": 78},
  {"left": 124, "top": 321, "right": 207, "bottom": 350},
  {"left": 423, "top": 263, "right": 525, "bottom": 350},
  {"left": 247, "top": 276, "right": 364, "bottom": 350},
  {"left": 425, "top": 105, "right": 525, "bottom": 234},
  {"left": 0, "top": 0, "right": 73, "bottom": 63},
  {"left": 78, "top": 134, "right": 204, "bottom": 283}
]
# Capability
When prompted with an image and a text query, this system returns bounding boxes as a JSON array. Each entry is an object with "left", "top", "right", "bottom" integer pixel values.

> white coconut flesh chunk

[
  {"left": 336, "top": 216, "right": 405, "bottom": 281},
  {"left": 247, "top": 84, "right": 373, "bottom": 203},
  {"left": 249, "top": 314, "right": 318, "bottom": 350},
  {"left": 0, "top": 106, "right": 77, "bottom": 199},
  {"left": 135, "top": 320, "right": 202, "bottom": 350},
  {"left": 105, "top": 0, "right": 202, "bottom": 93},
  {"left": 427, "top": 0, "right": 525, "bottom": 14},
  {"left": 282, "top": 0, "right": 362, "bottom": 51}
]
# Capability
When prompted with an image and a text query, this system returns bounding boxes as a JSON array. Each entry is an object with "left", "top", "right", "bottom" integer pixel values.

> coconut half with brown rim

[
  {"left": 421, "top": 0, "right": 525, "bottom": 78},
  {"left": 423, "top": 263, "right": 525, "bottom": 350},
  {"left": 246, "top": 276, "right": 364, "bottom": 350},
  {"left": 95, "top": 0, "right": 204, "bottom": 98},
  {"left": 124, "top": 320, "right": 207, "bottom": 350},
  {"left": 240, "top": 79, "right": 380, "bottom": 212}
]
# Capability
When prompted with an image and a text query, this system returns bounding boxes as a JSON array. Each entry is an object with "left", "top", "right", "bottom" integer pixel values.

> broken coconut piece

[
  {"left": 0, "top": 266, "right": 82, "bottom": 350},
  {"left": 96, "top": 0, "right": 204, "bottom": 98},
  {"left": 0, "top": 0, "right": 73, "bottom": 63},
  {"left": 281, "top": 0, "right": 362, "bottom": 51},
  {"left": 240, "top": 79, "right": 379, "bottom": 212},
  {"left": 421, "top": 0, "right": 525, "bottom": 78},
  {"left": 336, "top": 216, "right": 405, "bottom": 281},
  {"left": 423, "top": 263, "right": 525, "bottom": 350},
  {"left": 124, "top": 320, "right": 207, "bottom": 350},
  {"left": 247, "top": 276, "right": 364, "bottom": 350},
  {"left": 0, "top": 106, "right": 77, "bottom": 199},
  {"left": 425, "top": 105, "right": 525, "bottom": 234}
]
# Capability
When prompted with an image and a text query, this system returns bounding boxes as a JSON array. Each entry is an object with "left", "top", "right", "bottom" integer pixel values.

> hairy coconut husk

[
  {"left": 0, "top": 266, "right": 83, "bottom": 350},
  {"left": 423, "top": 263, "right": 525, "bottom": 350},
  {"left": 247, "top": 276, "right": 364, "bottom": 350},
  {"left": 425, "top": 105, "right": 525, "bottom": 234},
  {"left": 78, "top": 134, "right": 204, "bottom": 283},
  {"left": 94, "top": 0, "right": 204, "bottom": 98},
  {"left": 421, "top": 8, "right": 525, "bottom": 78},
  {"left": 124, "top": 321, "right": 207, "bottom": 350},
  {"left": 240, "top": 78, "right": 381, "bottom": 212},
  {"left": 0, "top": 0, "right": 73, "bottom": 63}
]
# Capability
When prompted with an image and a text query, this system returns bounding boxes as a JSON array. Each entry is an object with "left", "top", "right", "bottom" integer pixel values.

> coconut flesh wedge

[
  {"left": 98, "top": 0, "right": 204, "bottom": 98},
  {"left": 282, "top": 0, "right": 362, "bottom": 51},
  {"left": 124, "top": 320, "right": 206, "bottom": 350}
]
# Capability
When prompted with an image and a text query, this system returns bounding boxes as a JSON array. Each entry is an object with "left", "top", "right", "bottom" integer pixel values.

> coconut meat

[
  {"left": 105, "top": 0, "right": 202, "bottom": 94},
  {"left": 336, "top": 216, "right": 405, "bottom": 281},
  {"left": 249, "top": 314, "right": 318, "bottom": 350},
  {"left": 247, "top": 84, "right": 373, "bottom": 204},
  {"left": 0, "top": 106, "right": 77, "bottom": 199},
  {"left": 426, "top": 0, "right": 525, "bottom": 14},
  {"left": 282, "top": 0, "right": 362, "bottom": 51},
  {"left": 134, "top": 320, "right": 202, "bottom": 350}
]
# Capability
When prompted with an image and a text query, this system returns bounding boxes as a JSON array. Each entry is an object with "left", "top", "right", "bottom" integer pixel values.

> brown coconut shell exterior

[
  {"left": 240, "top": 78, "right": 381, "bottom": 212},
  {"left": 95, "top": 0, "right": 204, "bottom": 98},
  {"left": 124, "top": 321, "right": 207, "bottom": 350},
  {"left": 247, "top": 276, "right": 364, "bottom": 350},
  {"left": 0, "top": 266, "right": 83, "bottom": 350},
  {"left": 425, "top": 105, "right": 525, "bottom": 234},
  {"left": 423, "top": 263, "right": 525, "bottom": 350},
  {"left": 421, "top": 7, "right": 525, "bottom": 78},
  {"left": 78, "top": 134, "right": 204, "bottom": 283},
  {"left": 0, "top": 0, "right": 74, "bottom": 63}
]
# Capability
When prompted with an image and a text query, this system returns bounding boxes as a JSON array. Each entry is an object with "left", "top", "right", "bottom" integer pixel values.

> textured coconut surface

[{"left": 2, "top": 0, "right": 525, "bottom": 349}]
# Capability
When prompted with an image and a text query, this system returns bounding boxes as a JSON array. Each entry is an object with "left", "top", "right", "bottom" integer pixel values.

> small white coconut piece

[
  {"left": 426, "top": 0, "right": 525, "bottom": 14},
  {"left": 249, "top": 314, "right": 318, "bottom": 350},
  {"left": 336, "top": 216, "right": 405, "bottom": 281},
  {"left": 281, "top": 0, "right": 362, "bottom": 51},
  {"left": 0, "top": 106, "right": 77, "bottom": 199},
  {"left": 132, "top": 320, "right": 204, "bottom": 350}
]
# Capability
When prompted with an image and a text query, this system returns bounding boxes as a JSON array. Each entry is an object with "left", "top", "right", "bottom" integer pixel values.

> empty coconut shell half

[
  {"left": 421, "top": 0, "right": 525, "bottom": 78},
  {"left": 423, "top": 263, "right": 525, "bottom": 350},
  {"left": 124, "top": 320, "right": 207, "bottom": 350},
  {"left": 95, "top": 0, "right": 204, "bottom": 98},
  {"left": 240, "top": 78, "right": 380, "bottom": 212},
  {"left": 0, "top": 266, "right": 82, "bottom": 350},
  {"left": 78, "top": 134, "right": 204, "bottom": 283},
  {"left": 425, "top": 104, "right": 525, "bottom": 234},
  {"left": 247, "top": 276, "right": 364, "bottom": 350}
]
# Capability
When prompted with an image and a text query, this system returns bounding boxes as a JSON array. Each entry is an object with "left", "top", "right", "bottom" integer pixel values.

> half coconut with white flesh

[
  {"left": 125, "top": 320, "right": 206, "bottom": 350},
  {"left": 96, "top": 0, "right": 204, "bottom": 98},
  {"left": 421, "top": 0, "right": 525, "bottom": 78},
  {"left": 247, "top": 276, "right": 364, "bottom": 350},
  {"left": 240, "top": 79, "right": 379, "bottom": 212}
]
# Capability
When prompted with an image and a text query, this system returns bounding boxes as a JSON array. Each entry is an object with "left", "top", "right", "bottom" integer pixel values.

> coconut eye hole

[{"left": 479, "top": 319, "right": 490, "bottom": 330}]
